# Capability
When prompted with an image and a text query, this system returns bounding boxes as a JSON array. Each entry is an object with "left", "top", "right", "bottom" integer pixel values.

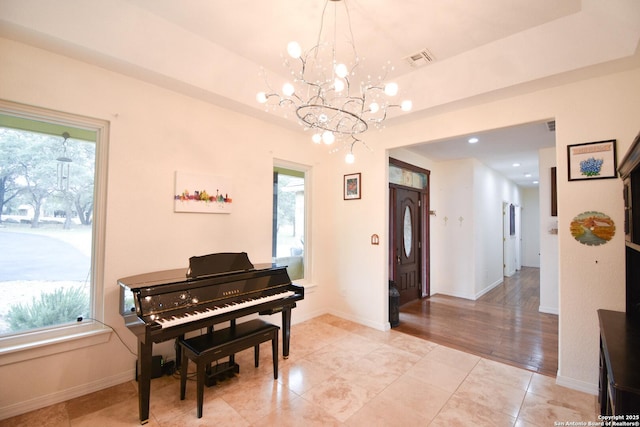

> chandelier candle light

[{"left": 256, "top": 0, "right": 412, "bottom": 163}]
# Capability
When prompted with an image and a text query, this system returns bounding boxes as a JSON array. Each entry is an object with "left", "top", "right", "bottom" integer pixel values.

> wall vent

[
  {"left": 404, "top": 48, "right": 436, "bottom": 68},
  {"left": 547, "top": 120, "right": 556, "bottom": 132}
]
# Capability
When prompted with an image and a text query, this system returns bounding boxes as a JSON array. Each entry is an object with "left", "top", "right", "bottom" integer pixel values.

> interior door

[{"left": 394, "top": 187, "right": 421, "bottom": 306}]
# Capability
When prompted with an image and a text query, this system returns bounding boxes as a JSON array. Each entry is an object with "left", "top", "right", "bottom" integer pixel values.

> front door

[{"left": 393, "top": 187, "right": 421, "bottom": 306}]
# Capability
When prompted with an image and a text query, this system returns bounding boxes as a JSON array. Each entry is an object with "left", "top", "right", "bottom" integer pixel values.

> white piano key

[{"left": 156, "top": 290, "right": 295, "bottom": 329}]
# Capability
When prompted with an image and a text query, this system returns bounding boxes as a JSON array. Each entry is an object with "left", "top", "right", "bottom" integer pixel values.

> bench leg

[
  {"left": 180, "top": 348, "right": 187, "bottom": 400},
  {"left": 272, "top": 332, "right": 279, "bottom": 379},
  {"left": 254, "top": 344, "right": 260, "bottom": 368},
  {"left": 196, "top": 361, "right": 205, "bottom": 418}
]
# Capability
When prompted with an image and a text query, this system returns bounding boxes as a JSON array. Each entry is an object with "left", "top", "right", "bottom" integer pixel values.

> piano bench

[{"left": 178, "top": 319, "right": 280, "bottom": 418}]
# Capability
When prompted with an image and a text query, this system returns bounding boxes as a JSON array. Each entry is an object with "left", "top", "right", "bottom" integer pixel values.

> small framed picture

[
  {"left": 567, "top": 139, "right": 617, "bottom": 181},
  {"left": 344, "top": 173, "right": 361, "bottom": 200}
]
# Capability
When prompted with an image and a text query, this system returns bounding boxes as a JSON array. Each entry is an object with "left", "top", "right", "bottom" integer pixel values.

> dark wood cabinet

[
  {"left": 598, "top": 310, "right": 640, "bottom": 414},
  {"left": 598, "top": 131, "right": 640, "bottom": 415},
  {"left": 619, "top": 131, "right": 640, "bottom": 316}
]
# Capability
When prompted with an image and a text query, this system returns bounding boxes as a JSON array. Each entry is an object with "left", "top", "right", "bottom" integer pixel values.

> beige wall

[
  {"left": 348, "top": 65, "right": 640, "bottom": 393},
  {"left": 1, "top": 34, "right": 639, "bottom": 417},
  {"left": 0, "top": 38, "right": 329, "bottom": 417}
]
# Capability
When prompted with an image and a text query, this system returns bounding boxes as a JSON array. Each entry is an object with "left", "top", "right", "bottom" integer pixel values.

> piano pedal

[{"left": 204, "top": 361, "right": 240, "bottom": 387}]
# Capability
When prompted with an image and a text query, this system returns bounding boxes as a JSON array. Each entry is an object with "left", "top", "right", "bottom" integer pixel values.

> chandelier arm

[
  {"left": 368, "top": 108, "right": 389, "bottom": 123},
  {"left": 342, "top": 97, "right": 366, "bottom": 115},
  {"left": 279, "top": 98, "right": 298, "bottom": 108},
  {"left": 306, "top": 86, "right": 326, "bottom": 106},
  {"left": 297, "top": 56, "right": 308, "bottom": 81},
  {"left": 335, "top": 116, "right": 365, "bottom": 134},
  {"left": 342, "top": 75, "right": 352, "bottom": 95}
]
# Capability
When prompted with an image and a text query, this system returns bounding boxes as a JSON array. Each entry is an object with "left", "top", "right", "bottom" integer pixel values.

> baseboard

[
  {"left": 433, "top": 290, "right": 476, "bottom": 300},
  {"left": 555, "top": 374, "right": 598, "bottom": 395},
  {"left": 475, "top": 278, "right": 504, "bottom": 300},
  {"left": 0, "top": 369, "right": 135, "bottom": 420},
  {"left": 327, "top": 308, "right": 390, "bottom": 331},
  {"left": 539, "top": 305, "right": 559, "bottom": 315}
]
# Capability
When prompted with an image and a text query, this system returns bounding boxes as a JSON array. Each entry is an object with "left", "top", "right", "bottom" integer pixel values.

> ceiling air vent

[
  {"left": 404, "top": 48, "right": 436, "bottom": 68},
  {"left": 547, "top": 120, "right": 556, "bottom": 132}
]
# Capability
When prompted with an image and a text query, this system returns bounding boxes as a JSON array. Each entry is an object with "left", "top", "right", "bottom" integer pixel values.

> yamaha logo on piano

[{"left": 223, "top": 289, "right": 241, "bottom": 297}]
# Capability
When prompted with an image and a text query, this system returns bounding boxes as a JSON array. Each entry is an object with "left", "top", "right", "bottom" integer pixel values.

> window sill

[{"left": 0, "top": 321, "right": 112, "bottom": 366}]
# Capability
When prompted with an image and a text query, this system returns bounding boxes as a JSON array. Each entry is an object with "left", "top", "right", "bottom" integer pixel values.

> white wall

[
  {"left": 430, "top": 158, "right": 476, "bottom": 299},
  {"left": 474, "top": 160, "right": 521, "bottom": 295},
  {"left": 521, "top": 187, "right": 541, "bottom": 268},
  {"left": 539, "top": 147, "right": 559, "bottom": 314},
  {"left": 0, "top": 38, "right": 330, "bottom": 417},
  {"left": 349, "top": 66, "right": 639, "bottom": 394},
  {"left": 1, "top": 34, "right": 639, "bottom": 417}
]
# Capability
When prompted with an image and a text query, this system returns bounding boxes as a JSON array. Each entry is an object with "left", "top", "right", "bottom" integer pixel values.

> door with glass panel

[{"left": 393, "top": 187, "right": 422, "bottom": 306}]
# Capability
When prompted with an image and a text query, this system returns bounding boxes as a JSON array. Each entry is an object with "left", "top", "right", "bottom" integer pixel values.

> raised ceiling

[{"left": 1, "top": 0, "right": 639, "bottom": 186}]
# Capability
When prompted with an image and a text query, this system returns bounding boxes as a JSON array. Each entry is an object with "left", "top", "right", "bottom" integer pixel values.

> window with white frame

[
  {"left": 273, "top": 164, "right": 308, "bottom": 281},
  {"left": 0, "top": 100, "right": 108, "bottom": 349}
]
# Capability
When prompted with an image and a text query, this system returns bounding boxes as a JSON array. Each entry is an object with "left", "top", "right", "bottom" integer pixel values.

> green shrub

[{"left": 7, "top": 286, "right": 89, "bottom": 332}]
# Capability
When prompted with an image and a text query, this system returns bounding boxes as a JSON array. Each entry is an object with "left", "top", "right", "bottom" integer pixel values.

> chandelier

[{"left": 256, "top": 0, "right": 412, "bottom": 163}]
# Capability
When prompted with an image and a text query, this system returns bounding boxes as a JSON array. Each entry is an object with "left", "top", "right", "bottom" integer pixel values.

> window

[
  {"left": 0, "top": 100, "right": 108, "bottom": 357},
  {"left": 273, "top": 164, "right": 308, "bottom": 281}
]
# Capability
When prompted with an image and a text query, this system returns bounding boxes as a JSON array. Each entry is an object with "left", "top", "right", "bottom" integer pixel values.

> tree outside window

[
  {"left": 273, "top": 167, "right": 306, "bottom": 281},
  {"left": 0, "top": 120, "right": 96, "bottom": 337}
]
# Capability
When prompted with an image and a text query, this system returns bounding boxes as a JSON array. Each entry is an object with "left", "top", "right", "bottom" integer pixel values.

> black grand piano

[{"left": 119, "top": 252, "right": 304, "bottom": 424}]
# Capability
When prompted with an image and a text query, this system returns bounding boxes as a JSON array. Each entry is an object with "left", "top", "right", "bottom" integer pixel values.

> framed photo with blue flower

[{"left": 567, "top": 139, "right": 617, "bottom": 181}]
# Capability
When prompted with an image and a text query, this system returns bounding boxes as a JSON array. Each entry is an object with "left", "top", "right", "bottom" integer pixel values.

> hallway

[{"left": 394, "top": 267, "right": 558, "bottom": 377}]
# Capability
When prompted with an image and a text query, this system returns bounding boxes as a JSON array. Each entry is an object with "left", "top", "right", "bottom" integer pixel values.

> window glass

[
  {"left": 0, "top": 111, "right": 99, "bottom": 338},
  {"left": 273, "top": 166, "right": 306, "bottom": 281},
  {"left": 389, "top": 164, "right": 428, "bottom": 189}
]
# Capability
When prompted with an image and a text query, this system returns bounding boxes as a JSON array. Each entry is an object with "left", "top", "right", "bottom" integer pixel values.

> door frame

[{"left": 389, "top": 158, "right": 430, "bottom": 298}]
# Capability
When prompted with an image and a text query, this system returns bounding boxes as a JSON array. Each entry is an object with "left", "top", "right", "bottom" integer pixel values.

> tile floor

[{"left": 1, "top": 314, "right": 598, "bottom": 426}]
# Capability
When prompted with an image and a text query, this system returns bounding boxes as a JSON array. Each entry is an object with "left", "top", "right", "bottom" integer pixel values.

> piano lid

[
  {"left": 118, "top": 268, "right": 189, "bottom": 289},
  {"left": 118, "top": 252, "right": 257, "bottom": 290},
  {"left": 118, "top": 262, "right": 279, "bottom": 292},
  {"left": 187, "top": 251, "right": 254, "bottom": 278}
]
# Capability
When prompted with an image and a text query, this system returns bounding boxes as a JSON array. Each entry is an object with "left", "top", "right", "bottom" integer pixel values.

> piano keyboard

[{"left": 155, "top": 290, "right": 295, "bottom": 329}]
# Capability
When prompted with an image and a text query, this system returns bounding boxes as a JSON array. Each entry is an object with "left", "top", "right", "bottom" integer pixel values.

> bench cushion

[{"left": 180, "top": 319, "right": 279, "bottom": 357}]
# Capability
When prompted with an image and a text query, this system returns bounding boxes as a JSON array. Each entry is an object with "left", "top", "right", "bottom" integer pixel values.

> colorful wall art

[
  {"left": 174, "top": 171, "right": 233, "bottom": 213},
  {"left": 570, "top": 211, "right": 615, "bottom": 246}
]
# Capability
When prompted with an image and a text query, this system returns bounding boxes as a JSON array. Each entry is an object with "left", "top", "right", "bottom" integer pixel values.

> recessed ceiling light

[
  {"left": 513, "top": 163, "right": 521, "bottom": 167},
  {"left": 533, "top": 180, "right": 539, "bottom": 184},
  {"left": 525, "top": 173, "right": 532, "bottom": 178},
  {"left": 468, "top": 137, "right": 479, "bottom": 144}
]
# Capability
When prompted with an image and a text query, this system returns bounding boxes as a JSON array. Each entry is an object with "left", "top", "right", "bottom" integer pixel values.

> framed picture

[
  {"left": 567, "top": 139, "right": 617, "bottom": 181},
  {"left": 174, "top": 171, "right": 233, "bottom": 213},
  {"left": 344, "top": 173, "right": 361, "bottom": 200}
]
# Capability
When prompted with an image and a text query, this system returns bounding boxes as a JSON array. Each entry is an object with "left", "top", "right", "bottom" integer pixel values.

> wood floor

[{"left": 394, "top": 267, "right": 559, "bottom": 377}]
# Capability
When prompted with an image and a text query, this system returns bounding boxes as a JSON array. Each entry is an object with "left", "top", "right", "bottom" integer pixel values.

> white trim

[
  {"left": 539, "top": 305, "right": 559, "bottom": 315},
  {"left": 0, "top": 323, "right": 111, "bottom": 366},
  {"left": 327, "top": 308, "right": 391, "bottom": 332},
  {"left": 474, "top": 278, "right": 504, "bottom": 300},
  {"left": 0, "top": 366, "right": 133, "bottom": 420},
  {"left": 273, "top": 159, "right": 312, "bottom": 284},
  {"left": 0, "top": 99, "right": 110, "bottom": 362},
  {"left": 555, "top": 374, "right": 598, "bottom": 395}
]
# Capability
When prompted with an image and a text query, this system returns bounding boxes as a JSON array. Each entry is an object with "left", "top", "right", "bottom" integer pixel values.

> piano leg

[
  {"left": 282, "top": 307, "right": 292, "bottom": 359},
  {"left": 137, "top": 339, "right": 152, "bottom": 424}
]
